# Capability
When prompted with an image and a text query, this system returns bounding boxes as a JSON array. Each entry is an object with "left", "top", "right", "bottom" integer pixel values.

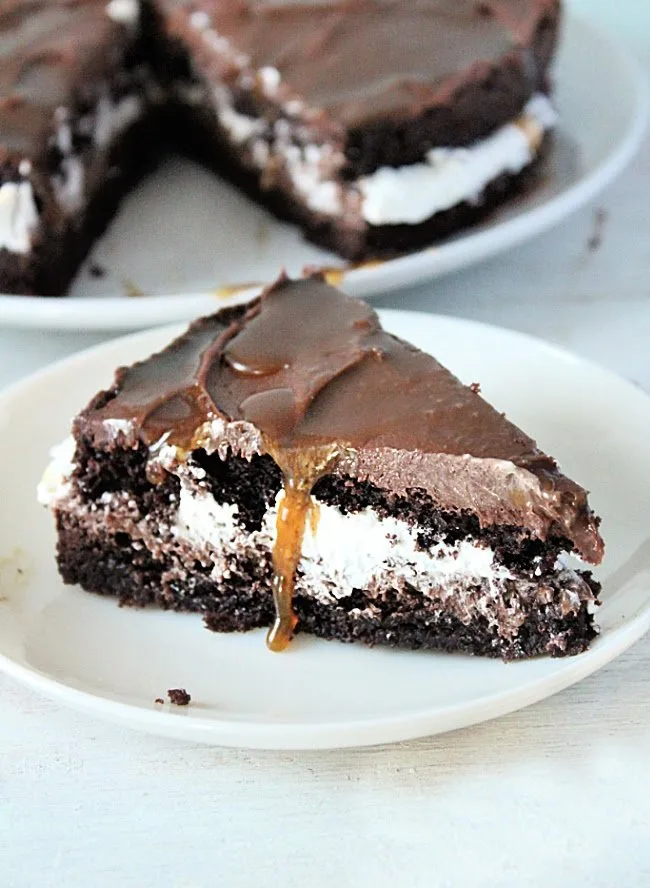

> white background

[{"left": 1, "top": 1, "right": 650, "bottom": 885}]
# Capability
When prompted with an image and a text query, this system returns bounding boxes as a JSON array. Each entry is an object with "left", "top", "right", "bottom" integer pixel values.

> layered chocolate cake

[
  {"left": 2, "top": 0, "right": 561, "bottom": 295},
  {"left": 39, "top": 276, "right": 604, "bottom": 660}
]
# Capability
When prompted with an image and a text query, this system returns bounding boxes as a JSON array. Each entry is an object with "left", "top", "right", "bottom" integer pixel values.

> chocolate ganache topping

[{"left": 80, "top": 275, "right": 603, "bottom": 647}]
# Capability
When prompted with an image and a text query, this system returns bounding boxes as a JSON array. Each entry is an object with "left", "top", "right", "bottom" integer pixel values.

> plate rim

[
  {"left": 1, "top": 309, "right": 650, "bottom": 749},
  {"left": 0, "top": 11, "right": 648, "bottom": 331}
]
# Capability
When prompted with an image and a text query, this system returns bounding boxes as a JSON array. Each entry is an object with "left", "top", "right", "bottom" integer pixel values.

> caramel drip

[{"left": 265, "top": 443, "right": 340, "bottom": 652}]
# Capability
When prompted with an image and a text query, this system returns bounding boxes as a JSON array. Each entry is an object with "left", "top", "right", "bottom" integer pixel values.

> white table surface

[{"left": 2, "top": 3, "right": 650, "bottom": 886}]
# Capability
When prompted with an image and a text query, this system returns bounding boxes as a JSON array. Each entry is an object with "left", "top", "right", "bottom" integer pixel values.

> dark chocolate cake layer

[
  {"left": 40, "top": 277, "right": 603, "bottom": 659},
  {"left": 1, "top": 0, "right": 561, "bottom": 292}
]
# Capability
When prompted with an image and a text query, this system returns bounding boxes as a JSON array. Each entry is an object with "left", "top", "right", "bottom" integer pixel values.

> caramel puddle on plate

[{"left": 264, "top": 442, "right": 340, "bottom": 652}]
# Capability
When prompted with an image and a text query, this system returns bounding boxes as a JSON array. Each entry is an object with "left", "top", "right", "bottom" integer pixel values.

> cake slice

[{"left": 39, "top": 276, "right": 604, "bottom": 659}]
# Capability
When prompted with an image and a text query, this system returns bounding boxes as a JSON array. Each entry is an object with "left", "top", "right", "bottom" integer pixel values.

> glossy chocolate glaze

[
  {"left": 161, "top": 0, "right": 559, "bottom": 129},
  {"left": 81, "top": 276, "right": 604, "bottom": 565},
  {"left": 0, "top": 0, "right": 135, "bottom": 162}
]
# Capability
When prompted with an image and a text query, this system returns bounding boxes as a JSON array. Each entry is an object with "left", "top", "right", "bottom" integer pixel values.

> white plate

[
  {"left": 1, "top": 310, "right": 649, "bottom": 748},
  {"left": 1, "top": 13, "right": 648, "bottom": 331}
]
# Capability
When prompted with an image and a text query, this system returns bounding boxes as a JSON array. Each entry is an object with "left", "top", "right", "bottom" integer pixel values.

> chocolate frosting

[
  {"left": 81, "top": 275, "right": 604, "bottom": 564},
  {"left": 162, "top": 0, "right": 559, "bottom": 129}
]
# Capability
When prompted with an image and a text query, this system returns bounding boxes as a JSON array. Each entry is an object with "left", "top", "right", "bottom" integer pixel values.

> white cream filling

[
  {"left": 52, "top": 155, "right": 85, "bottom": 216},
  {"left": 105, "top": 0, "right": 140, "bottom": 25},
  {"left": 278, "top": 142, "right": 344, "bottom": 217},
  {"left": 0, "top": 181, "right": 39, "bottom": 254},
  {"left": 297, "top": 495, "right": 514, "bottom": 604},
  {"left": 173, "top": 483, "right": 241, "bottom": 550},
  {"left": 169, "top": 484, "right": 514, "bottom": 605},
  {"left": 37, "top": 436, "right": 77, "bottom": 507},
  {"left": 53, "top": 91, "right": 145, "bottom": 216},
  {"left": 212, "top": 91, "right": 556, "bottom": 225},
  {"left": 93, "top": 93, "right": 144, "bottom": 148},
  {"left": 216, "top": 90, "right": 266, "bottom": 144},
  {"left": 360, "top": 94, "right": 557, "bottom": 225}
]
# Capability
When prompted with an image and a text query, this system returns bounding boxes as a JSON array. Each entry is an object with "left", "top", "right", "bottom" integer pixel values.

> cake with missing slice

[
  {"left": 39, "top": 276, "right": 604, "bottom": 660},
  {"left": 2, "top": 0, "right": 560, "bottom": 295}
]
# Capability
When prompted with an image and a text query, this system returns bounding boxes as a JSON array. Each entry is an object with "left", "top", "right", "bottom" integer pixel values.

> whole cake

[
  {"left": 2, "top": 0, "right": 561, "bottom": 295},
  {"left": 39, "top": 276, "right": 604, "bottom": 660}
]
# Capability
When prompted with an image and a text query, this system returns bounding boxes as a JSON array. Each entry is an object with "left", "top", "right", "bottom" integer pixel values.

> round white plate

[
  {"left": 1, "top": 310, "right": 649, "bottom": 748},
  {"left": 1, "top": 13, "right": 648, "bottom": 331}
]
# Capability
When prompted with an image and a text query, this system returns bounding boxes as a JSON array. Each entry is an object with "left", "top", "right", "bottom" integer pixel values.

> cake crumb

[
  {"left": 89, "top": 261, "right": 106, "bottom": 278},
  {"left": 154, "top": 697, "right": 164, "bottom": 705},
  {"left": 167, "top": 688, "right": 191, "bottom": 706},
  {"left": 469, "top": 382, "right": 481, "bottom": 393}
]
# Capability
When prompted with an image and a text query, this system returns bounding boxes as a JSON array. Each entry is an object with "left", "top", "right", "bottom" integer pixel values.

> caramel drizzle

[{"left": 265, "top": 442, "right": 340, "bottom": 652}]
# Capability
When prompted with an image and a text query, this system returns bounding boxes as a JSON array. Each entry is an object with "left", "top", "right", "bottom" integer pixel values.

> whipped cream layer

[
  {"left": 359, "top": 94, "right": 557, "bottom": 225},
  {"left": 172, "top": 481, "right": 515, "bottom": 609}
]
